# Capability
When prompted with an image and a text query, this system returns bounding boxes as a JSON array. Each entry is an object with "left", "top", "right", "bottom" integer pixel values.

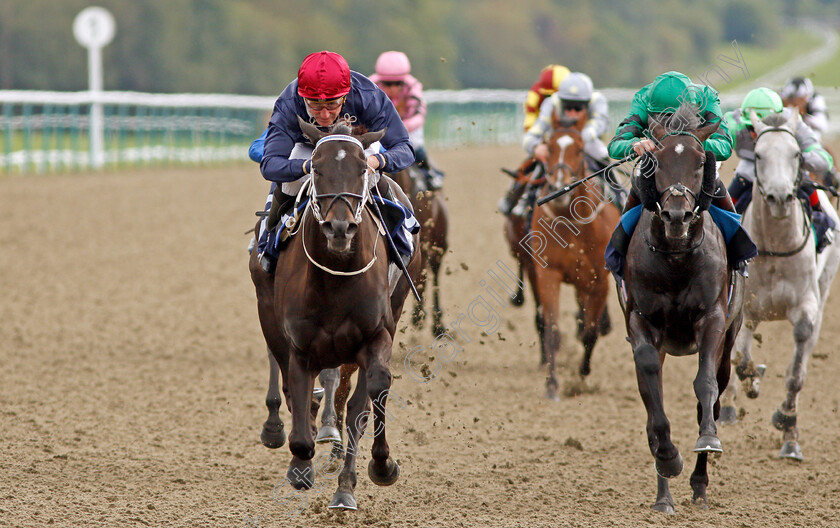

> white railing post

[{"left": 73, "top": 7, "right": 115, "bottom": 170}]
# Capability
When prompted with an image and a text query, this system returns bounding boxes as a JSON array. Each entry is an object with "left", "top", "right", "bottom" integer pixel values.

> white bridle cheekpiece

[{"left": 308, "top": 134, "right": 372, "bottom": 225}]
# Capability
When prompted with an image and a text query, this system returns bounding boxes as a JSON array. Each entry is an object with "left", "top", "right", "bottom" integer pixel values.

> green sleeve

[
  {"left": 699, "top": 86, "right": 733, "bottom": 161},
  {"left": 607, "top": 85, "right": 650, "bottom": 159}
]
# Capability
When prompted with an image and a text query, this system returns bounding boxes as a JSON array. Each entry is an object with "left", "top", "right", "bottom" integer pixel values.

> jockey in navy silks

[{"left": 251, "top": 51, "right": 416, "bottom": 273}]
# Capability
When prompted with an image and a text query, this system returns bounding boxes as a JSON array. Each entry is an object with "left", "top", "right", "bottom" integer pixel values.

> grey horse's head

[{"left": 752, "top": 108, "right": 802, "bottom": 219}]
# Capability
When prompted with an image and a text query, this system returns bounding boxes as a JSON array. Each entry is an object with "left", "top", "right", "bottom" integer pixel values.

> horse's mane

[
  {"left": 762, "top": 113, "right": 788, "bottom": 127},
  {"left": 650, "top": 101, "right": 702, "bottom": 132}
]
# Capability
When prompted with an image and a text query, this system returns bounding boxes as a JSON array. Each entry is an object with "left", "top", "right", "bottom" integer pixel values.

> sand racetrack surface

[{"left": 2, "top": 143, "right": 840, "bottom": 528}]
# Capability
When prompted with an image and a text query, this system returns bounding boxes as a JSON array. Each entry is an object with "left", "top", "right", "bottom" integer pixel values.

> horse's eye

[{"left": 755, "top": 153, "right": 761, "bottom": 160}]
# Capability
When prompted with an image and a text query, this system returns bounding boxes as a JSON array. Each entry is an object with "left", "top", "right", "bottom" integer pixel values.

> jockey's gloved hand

[{"left": 582, "top": 126, "right": 598, "bottom": 144}]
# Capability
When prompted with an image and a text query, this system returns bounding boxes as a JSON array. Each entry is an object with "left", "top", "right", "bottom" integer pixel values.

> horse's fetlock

[{"left": 289, "top": 439, "right": 315, "bottom": 461}]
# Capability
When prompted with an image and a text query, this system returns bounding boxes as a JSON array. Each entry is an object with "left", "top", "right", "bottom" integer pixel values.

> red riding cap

[{"left": 297, "top": 51, "right": 352, "bottom": 100}]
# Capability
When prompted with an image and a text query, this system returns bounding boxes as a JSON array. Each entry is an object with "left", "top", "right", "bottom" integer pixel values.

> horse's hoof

[
  {"left": 654, "top": 453, "right": 683, "bottom": 479},
  {"left": 368, "top": 457, "right": 400, "bottom": 486},
  {"left": 692, "top": 496, "right": 709, "bottom": 510},
  {"left": 771, "top": 409, "right": 797, "bottom": 431},
  {"left": 778, "top": 441, "right": 803, "bottom": 461},
  {"left": 329, "top": 490, "right": 358, "bottom": 510},
  {"left": 316, "top": 425, "right": 341, "bottom": 444},
  {"left": 260, "top": 421, "right": 286, "bottom": 449},
  {"left": 286, "top": 461, "right": 314, "bottom": 490},
  {"left": 545, "top": 387, "right": 560, "bottom": 402},
  {"left": 651, "top": 500, "right": 675, "bottom": 514},
  {"left": 743, "top": 364, "right": 766, "bottom": 399},
  {"left": 694, "top": 435, "right": 723, "bottom": 453},
  {"left": 718, "top": 406, "right": 738, "bottom": 426}
]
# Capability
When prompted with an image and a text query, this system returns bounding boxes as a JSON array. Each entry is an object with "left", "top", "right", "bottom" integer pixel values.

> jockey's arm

[
  {"left": 608, "top": 89, "right": 648, "bottom": 159},
  {"left": 522, "top": 96, "right": 555, "bottom": 157},
  {"left": 796, "top": 120, "right": 834, "bottom": 174},
  {"left": 583, "top": 92, "right": 610, "bottom": 143},
  {"left": 400, "top": 78, "right": 427, "bottom": 134},
  {"left": 806, "top": 94, "right": 829, "bottom": 135}
]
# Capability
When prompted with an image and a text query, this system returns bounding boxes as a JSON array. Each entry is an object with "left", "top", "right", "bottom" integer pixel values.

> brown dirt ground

[{"left": 2, "top": 143, "right": 840, "bottom": 528}]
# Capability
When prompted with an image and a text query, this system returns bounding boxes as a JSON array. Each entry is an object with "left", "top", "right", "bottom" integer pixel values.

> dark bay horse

[
  {"left": 517, "top": 122, "right": 619, "bottom": 400},
  {"left": 249, "top": 118, "right": 420, "bottom": 511},
  {"left": 392, "top": 166, "right": 449, "bottom": 336},
  {"left": 621, "top": 114, "right": 744, "bottom": 513}
]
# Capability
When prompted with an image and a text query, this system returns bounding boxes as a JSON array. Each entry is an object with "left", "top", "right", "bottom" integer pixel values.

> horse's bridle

[
  {"left": 303, "top": 134, "right": 380, "bottom": 276},
  {"left": 309, "top": 134, "right": 372, "bottom": 225},
  {"left": 650, "top": 131, "right": 704, "bottom": 217},
  {"left": 752, "top": 127, "right": 804, "bottom": 199},
  {"left": 751, "top": 126, "right": 811, "bottom": 258}
]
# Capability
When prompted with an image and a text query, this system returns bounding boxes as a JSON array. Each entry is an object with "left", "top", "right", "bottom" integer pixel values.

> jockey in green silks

[{"left": 603, "top": 71, "right": 757, "bottom": 280}]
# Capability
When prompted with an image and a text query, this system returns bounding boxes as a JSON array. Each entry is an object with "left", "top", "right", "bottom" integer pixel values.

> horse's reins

[{"left": 751, "top": 126, "right": 812, "bottom": 258}]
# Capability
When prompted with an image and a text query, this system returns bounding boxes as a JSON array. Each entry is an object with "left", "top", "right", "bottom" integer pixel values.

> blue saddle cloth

[
  {"left": 605, "top": 204, "right": 757, "bottom": 277},
  {"left": 618, "top": 204, "right": 742, "bottom": 244}
]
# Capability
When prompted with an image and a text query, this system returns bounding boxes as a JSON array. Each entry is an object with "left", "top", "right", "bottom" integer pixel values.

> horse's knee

[
  {"left": 366, "top": 365, "right": 392, "bottom": 398},
  {"left": 634, "top": 344, "right": 660, "bottom": 376},
  {"left": 793, "top": 318, "right": 814, "bottom": 344}
]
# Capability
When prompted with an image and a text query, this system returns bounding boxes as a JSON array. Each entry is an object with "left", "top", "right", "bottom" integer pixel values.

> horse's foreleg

[
  {"left": 332, "top": 364, "right": 356, "bottom": 461},
  {"left": 261, "top": 347, "right": 286, "bottom": 448},
  {"left": 316, "top": 367, "right": 342, "bottom": 444},
  {"left": 691, "top": 343, "right": 732, "bottom": 509},
  {"left": 363, "top": 330, "right": 401, "bottom": 487},
  {"left": 733, "top": 320, "right": 764, "bottom": 399},
  {"left": 511, "top": 261, "right": 526, "bottom": 306},
  {"left": 692, "top": 310, "right": 727, "bottom": 454},
  {"left": 286, "top": 353, "right": 316, "bottom": 490},
  {"left": 773, "top": 306, "right": 820, "bottom": 460},
  {"left": 329, "top": 364, "right": 370, "bottom": 511},
  {"left": 535, "top": 268, "right": 562, "bottom": 401},
  {"left": 576, "top": 282, "right": 608, "bottom": 379},
  {"left": 628, "top": 313, "right": 680, "bottom": 482},
  {"left": 430, "top": 257, "right": 446, "bottom": 337}
]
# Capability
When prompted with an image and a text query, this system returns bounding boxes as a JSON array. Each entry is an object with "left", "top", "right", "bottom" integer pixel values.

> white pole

[
  {"left": 73, "top": 7, "right": 115, "bottom": 170},
  {"left": 89, "top": 45, "right": 104, "bottom": 169}
]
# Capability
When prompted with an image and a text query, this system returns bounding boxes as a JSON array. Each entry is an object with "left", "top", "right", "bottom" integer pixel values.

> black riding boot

[
  {"left": 258, "top": 189, "right": 296, "bottom": 273},
  {"left": 415, "top": 146, "right": 444, "bottom": 190}
]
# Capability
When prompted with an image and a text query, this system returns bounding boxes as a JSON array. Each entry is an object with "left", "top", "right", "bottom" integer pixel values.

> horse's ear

[
  {"left": 649, "top": 119, "right": 667, "bottom": 142},
  {"left": 358, "top": 128, "right": 386, "bottom": 150},
  {"left": 297, "top": 115, "right": 325, "bottom": 145},
  {"left": 750, "top": 110, "right": 767, "bottom": 135},
  {"left": 693, "top": 120, "right": 720, "bottom": 144},
  {"left": 783, "top": 107, "right": 801, "bottom": 129}
]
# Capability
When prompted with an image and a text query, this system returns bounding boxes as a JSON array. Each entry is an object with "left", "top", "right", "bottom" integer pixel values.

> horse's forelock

[{"left": 329, "top": 120, "right": 354, "bottom": 136}]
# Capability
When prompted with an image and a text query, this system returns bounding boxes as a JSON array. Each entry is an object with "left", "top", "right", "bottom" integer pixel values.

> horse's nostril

[
  {"left": 767, "top": 195, "right": 777, "bottom": 203},
  {"left": 784, "top": 194, "right": 794, "bottom": 203},
  {"left": 322, "top": 222, "right": 335, "bottom": 236},
  {"left": 346, "top": 223, "right": 358, "bottom": 237},
  {"left": 682, "top": 211, "right": 693, "bottom": 223},
  {"left": 661, "top": 210, "right": 672, "bottom": 222}
]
